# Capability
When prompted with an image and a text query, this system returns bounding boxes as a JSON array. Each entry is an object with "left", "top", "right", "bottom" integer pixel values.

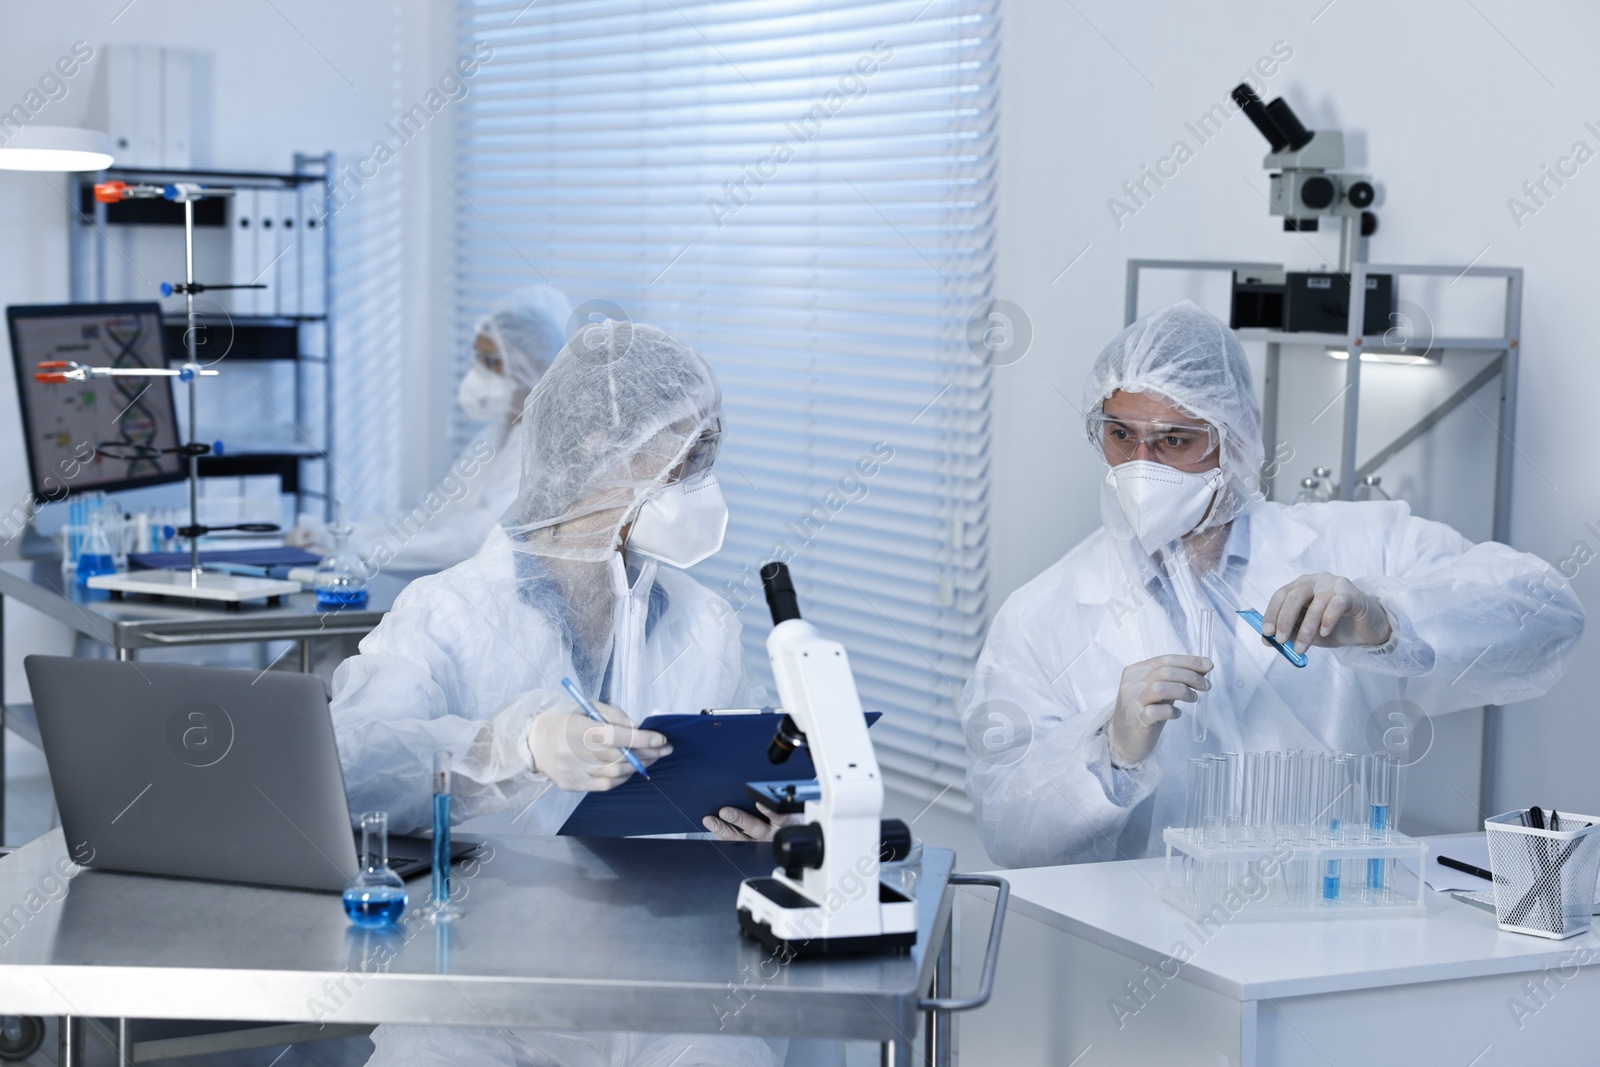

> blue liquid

[
  {"left": 1367, "top": 803, "right": 1388, "bottom": 891},
  {"left": 343, "top": 885, "right": 407, "bottom": 927},
  {"left": 1237, "top": 609, "right": 1309, "bottom": 668},
  {"left": 76, "top": 554, "right": 116, "bottom": 582},
  {"left": 432, "top": 792, "right": 451, "bottom": 907},
  {"left": 1323, "top": 817, "right": 1341, "bottom": 901},
  {"left": 317, "top": 588, "right": 369, "bottom": 610}
]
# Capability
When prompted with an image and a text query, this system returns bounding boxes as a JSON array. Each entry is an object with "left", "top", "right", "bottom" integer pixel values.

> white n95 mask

[
  {"left": 625, "top": 471, "right": 728, "bottom": 568},
  {"left": 457, "top": 364, "right": 515, "bottom": 423},
  {"left": 1107, "top": 460, "right": 1223, "bottom": 554}
]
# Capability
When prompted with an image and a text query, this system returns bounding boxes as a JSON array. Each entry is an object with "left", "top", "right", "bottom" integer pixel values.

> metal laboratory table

[
  {"left": 0, "top": 560, "right": 406, "bottom": 841},
  {"left": 0, "top": 831, "right": 1006, "bottom": 1066}
]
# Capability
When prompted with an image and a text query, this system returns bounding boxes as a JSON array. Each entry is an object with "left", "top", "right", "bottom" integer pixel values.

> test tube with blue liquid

[
  {"left": 424, "top": 752, "right": 463, "bottom": 922},
  {"left": 1365, "top": 753, "right": 1394, "bottom": 899},
  {"left": 1323, "top": 755, "right": 1352, "bottom": 902}
]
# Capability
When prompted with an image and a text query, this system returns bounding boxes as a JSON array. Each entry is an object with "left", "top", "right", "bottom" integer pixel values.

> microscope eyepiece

[
  {"left": 760, "top": 561, "right": 802, "bottom": 625},
  {"left": 1231, "top": 84, "right": 1315, "bottom": 153},
  {"left": 1263, "top": 97, "right": 1314, "bottom": 151},
  {"left": 1231, "top": 84, "right": 1288, "bottom": 152}
]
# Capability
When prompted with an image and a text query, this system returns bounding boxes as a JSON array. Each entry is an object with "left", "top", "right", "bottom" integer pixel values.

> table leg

[
  {"left": 116, "top": 646, "right": 130, "bottom": 662},
  {"left": 59, "top": 1016, "right": 85, "bottom": 1067},
  {"left": 299, "top": 638, "right": 312, "bottom": 673},
  {"left": 117, "top": 1017, "right": 131, "bottom": 1064},
  {"left": 925, "top": 918, "right": 953, "bottom": 1067},
  {"left": 1, "top": 593, "right": 6, "bottom": 848},
  {"left": 881, "top": 1039, "right": 912, "bottom": 1067}
]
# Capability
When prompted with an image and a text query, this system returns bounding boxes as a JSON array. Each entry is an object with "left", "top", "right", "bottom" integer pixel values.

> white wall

[
  {"left": 992, "top": 0, "right": 1600, "bottom": 823},
  {"left": 0, "top": 0, "right": 457, "bottom": 700}
]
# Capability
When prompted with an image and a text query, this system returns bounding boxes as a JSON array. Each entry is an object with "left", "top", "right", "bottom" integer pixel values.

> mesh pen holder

[{"left": 1484, "top": 811, "right": 1600, "bottom": 940}]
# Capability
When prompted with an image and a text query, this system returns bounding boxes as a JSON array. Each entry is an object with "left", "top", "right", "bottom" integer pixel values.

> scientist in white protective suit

[
  {"left": 330, "top": 319, "right": 788, "bottom": 1067},
  {"left": 295, "top": 284, "right": 575, "bottom": 572},
  {"left": 960, "top": 300, "right": 1584, "bottom": 870}
]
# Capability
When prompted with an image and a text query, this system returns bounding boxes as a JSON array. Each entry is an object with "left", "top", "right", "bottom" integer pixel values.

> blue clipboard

[{"left": 558, "top": 711, "right": 880, "bottom": 838}]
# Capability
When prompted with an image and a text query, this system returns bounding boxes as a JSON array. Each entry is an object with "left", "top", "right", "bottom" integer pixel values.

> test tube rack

[
  {"left": 1161, "top": 826, "right": 1429, "bottom": 922},
  {"left": 1163, "top": 748, "right": 1425, "bottom": 921}
]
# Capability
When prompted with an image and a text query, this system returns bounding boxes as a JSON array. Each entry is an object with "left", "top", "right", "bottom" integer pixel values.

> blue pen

[{"left": 560, "top": 677, "right": 651, "bottom": 780}]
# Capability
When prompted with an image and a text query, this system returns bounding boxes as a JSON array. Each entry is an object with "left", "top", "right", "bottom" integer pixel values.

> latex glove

[
  {"left": 1262, "top": 572, "right": 1392, "bottom": 655},
  {"left": 284, "top": 520, "right": 323, "bottom": 549},
  {"left": 525, "top": 701, "right": 671, "bottom": 792},
  {"left": 702, "top": 802, "right": 802, "bottom": 842},
  {"left": 1106, "top": 654, "right": 1213, "bottom": 766}
]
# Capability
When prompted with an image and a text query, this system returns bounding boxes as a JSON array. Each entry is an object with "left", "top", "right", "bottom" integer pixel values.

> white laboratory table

[{"left": 955, "top": 836, "right": 1597, "bottom": 1065}]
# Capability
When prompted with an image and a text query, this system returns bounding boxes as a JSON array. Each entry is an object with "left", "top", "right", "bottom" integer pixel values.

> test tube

[
  {"left": 1365, "top": 753, "right": 1393, "bottom": 898},
  {"left": 1215, "top": 752, "right": 1238, "bottom": 844},
  {"left": 1191, "top": 612, "right": 1213, "bottom": 743},
  {"left": 1268, "top": 752, "right": 1290, "bottom": 843},
  {"left": 426, "top": 752, "right": 463, "bottom": 922},
  {"left": 1323, "top": 755, "right": 1352, "bottom": 902},
  {"left": 1242, "top": 751, "right": 1264, "bottom": 845},
  {"left": 1185, "top": 757, "right": 1208, "bottom": 838}
]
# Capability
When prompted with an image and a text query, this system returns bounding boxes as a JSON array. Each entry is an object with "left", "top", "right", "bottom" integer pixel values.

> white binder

[
  {"left": 273, "top": 188, "right": 301, "bottom": 318},
  {"left": 299, "top": 182, "right": 327, "bottom": 317},
  {"left": 254, "top": 195, "right": 284, "bottom": 318},
  {"left": 229, "top": 189, "right": 260, "bottom": 317}
]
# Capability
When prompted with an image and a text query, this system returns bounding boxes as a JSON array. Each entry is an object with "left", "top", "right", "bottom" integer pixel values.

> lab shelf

[
  {"left": 68, "top": 154, "right": 337, "bottom": 520},
  {"left": 1124, "top": 258, "right": 1523, "bottom": 544},
  {"left": 1232, "top": 328, "right": 1513, "bottom": 353}
]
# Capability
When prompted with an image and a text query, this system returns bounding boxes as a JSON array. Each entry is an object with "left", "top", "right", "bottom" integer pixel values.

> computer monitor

[{"left": 7, "top": 302, "right": 186, "bottom": 501}]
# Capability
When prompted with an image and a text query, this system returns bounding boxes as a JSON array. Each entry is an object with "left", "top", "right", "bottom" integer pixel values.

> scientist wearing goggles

[{"left": 960, "top": 301, "right": 1584, "bottom": 869}]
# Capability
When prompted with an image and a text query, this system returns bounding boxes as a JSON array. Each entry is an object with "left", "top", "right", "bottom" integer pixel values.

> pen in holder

[{"left": 1485, "top": 810, "right": 1600, "bottom": 939}]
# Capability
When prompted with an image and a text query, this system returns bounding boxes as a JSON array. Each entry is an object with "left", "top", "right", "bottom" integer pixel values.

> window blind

[
  {"left": 453, "top": 0, "right": 997, "bottom": 811},
  {"left": 330, "top": 6, "right": 405, "bottom": 522}
]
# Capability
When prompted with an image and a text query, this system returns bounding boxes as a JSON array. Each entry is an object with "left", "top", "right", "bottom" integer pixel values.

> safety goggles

[
  {"left": 667, "top": 419, "right": 722, "bottom": 484},
  {"left": 1087, "top": 411, "right": 1219, "bottom": 468}
]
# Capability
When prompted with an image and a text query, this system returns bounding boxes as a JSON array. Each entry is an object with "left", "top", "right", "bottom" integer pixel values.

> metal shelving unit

[
  {"left": 1124, "top": 259, "right": 1523, "bottom": 542},
  {"left": 66, "top": 153, "right": 336, "bottom": 520}
]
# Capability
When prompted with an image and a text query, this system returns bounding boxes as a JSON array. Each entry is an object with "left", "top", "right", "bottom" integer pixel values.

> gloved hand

[
  {"left": 1106, "top": 654, "right": 1212, "bottom": 766},
  {"left": 525, "top": 701, "right": 671, "bottom": 792},
  {"left": 702, "top": 802, "right": 802, "bottom": 842},
  {"left": 284, "top": 520, "right": 323, "bottom": 549},
  {"left": 1262, "top": 572, "right": 1392, "bottom": 654}
]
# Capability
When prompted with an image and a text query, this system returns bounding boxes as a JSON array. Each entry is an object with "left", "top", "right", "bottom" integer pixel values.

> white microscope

[{"left": 735, "top": 562, "right": 918, "bottom": 957}]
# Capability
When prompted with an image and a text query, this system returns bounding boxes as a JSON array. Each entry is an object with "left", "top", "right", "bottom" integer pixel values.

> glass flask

[
  {"left": 1353, "top": 475, "right": 1390, "bottom": 501},
  {"left": 343, "top": 811, "right": 407, "bottom": 927},
  {"left": 75, "top": 514, "right": 117, "bottom": 583},
  {"left": 314, "top": 521, "right": 369, "bottom": 609},
  {"left": 1290, "top": 477, "right": 1320, "bottom": 505}
]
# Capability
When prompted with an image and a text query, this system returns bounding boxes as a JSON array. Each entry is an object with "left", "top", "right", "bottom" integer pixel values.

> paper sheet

[{"left": 1397, "top": 833, "right": 1494, "bottom": 893}]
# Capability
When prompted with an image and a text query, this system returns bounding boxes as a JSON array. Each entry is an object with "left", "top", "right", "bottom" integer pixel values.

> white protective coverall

[
  {"left": 331, "top": 319, "right": 784, "bottom": 1067},
  {"left": 349, "top": 285, "right": 575, "bottom": 572},
  {"left": 961, "top": 302, "right": 1584, "bottom": 870}
]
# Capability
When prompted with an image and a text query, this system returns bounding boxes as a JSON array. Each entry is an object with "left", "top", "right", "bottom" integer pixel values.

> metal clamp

[{"left": 918, "top": 873, "right": 1009, "bottom": 1012}]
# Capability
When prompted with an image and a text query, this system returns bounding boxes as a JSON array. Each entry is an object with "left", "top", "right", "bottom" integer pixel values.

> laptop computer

[{"left": 24, "top": 655, "right": 476, "bottom": 893}]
